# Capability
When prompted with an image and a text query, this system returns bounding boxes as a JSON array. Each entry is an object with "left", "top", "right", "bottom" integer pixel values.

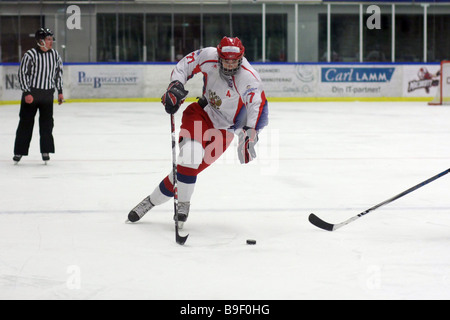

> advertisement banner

[
  {"left": 69, "top": 64, "right": 145, "bottom": 99},
  {"left": 68, "top": 63, "right": 203, "bottom": 99},
  {"left": 253, "top": 64, "right": 317, "bottom": 97},
  {"left": 142, "top": 64, "right": 203, "bottom": 99},
  {"left": 402, "top": 65, "right": 441, "bottom": 99},
  {"left": 0, "top": 66, "right": 3, "bottom": 99},
  {"left": 2, "top": 65, "right": 22, "bottom": 101},
  {"left": 318, "top": 65, "right": 400, "bottom": 97},
  {"left": 0, "top": 63, "right": 443, "bottom": 101}
]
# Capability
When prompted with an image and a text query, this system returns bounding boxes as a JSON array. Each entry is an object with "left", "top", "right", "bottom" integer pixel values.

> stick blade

[
  {"left": 308, "top": 213, "right": 335, "bottom": 231},
  {"left": 175, "top": 225, "right": 189, "bottom": 245},
  {"left": 176, "top": 234, "right": 189, "bottom": 245}
]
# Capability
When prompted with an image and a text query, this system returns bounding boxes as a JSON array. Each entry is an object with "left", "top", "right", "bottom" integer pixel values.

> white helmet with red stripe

[{"left": 217, "top": 37, "right": 245, "bottom": 76}]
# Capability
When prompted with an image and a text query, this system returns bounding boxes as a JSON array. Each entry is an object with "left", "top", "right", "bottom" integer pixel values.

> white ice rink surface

[{"left": 1, "top": 101, "right": 449, "bottom": 300}]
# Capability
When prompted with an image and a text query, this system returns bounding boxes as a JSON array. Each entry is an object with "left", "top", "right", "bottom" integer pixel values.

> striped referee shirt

[{"left": 18, "top": 47, "right": 63, "bottom": 94}]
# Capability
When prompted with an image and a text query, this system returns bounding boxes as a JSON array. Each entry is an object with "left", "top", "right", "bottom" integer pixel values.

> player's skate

[
  {"left": 174, "top": 201, "right": 190, "bottom": 229},
  {"left": 127, "top": 196, "right": 154, "bottom": 223}
]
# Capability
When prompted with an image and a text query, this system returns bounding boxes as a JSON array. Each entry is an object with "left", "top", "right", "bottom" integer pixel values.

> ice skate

[
  {"left": 174, "top": 201, "right": 190, "bottom": 229},
  {"left": 13, "top": 155, "right": 22, "bottom": 165},
  {"left": 127, "top": 196, "right": 154, "bottom": 223},
  {"left": 42, "top": 153, "right": 50, "bottom": 164}
]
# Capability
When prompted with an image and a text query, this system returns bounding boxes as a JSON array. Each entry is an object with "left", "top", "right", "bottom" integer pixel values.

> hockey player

[{"left": 127, "top": 37, "right": 268, "bottom": 228}]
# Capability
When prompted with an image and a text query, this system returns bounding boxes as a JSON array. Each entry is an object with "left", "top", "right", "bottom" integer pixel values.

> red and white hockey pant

[{"left": 149, "top": 102, "right": 234, "bottom": 205}]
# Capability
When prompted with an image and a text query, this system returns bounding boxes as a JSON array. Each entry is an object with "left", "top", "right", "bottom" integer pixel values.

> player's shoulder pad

[{"left": 195, "top": 47, "right": 218, "bottom": 60}]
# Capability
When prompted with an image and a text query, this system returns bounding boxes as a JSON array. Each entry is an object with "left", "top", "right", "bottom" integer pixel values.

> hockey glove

[
  {"left": 161, "top": 80, "right": 189, "bottom": 114},
  {"left": 237, "top": 127, "right": 259, "bottom": 164},
  {"left": 197, "top": 96, "right": 208, "bottom": 108}
]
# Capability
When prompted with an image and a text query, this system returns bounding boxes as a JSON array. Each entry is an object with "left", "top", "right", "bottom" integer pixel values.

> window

[
  {"left": 118, "top": 14, "right": 143, "bottom": 62},
  {"left": 396, "top": 15, "right": 423, "bottom": 62},
  {"left": 97, "top": 11, "right": 286, "bottom": 63},
  {"left": 319, "top": 14, "right": 359, "bottom": 62},
  {"left": 97, "top": 13, "right": 143, "bottom": 62},
  {"left": 174, "top": 14, "right": 200, "bottom": 60},
  {"left": 427, "top": 14, "right": 450, "bottom": 62},
  {"left": 1, "top": 15, "right": 41, "bottom": 62},
  {"left": 231, "top": 14, "right": 263, "bottom": 62},
  {"left": 363, "top": 10, "right": 391, "bottom": 62},
  {"left": 97, "top": 14, "right": 116, "bottom": 62},
  {"left": 266, "top": 14, "right": 287, "bottom": 62},
  {"left": 145, "top": 14, "right": 172, "bottom": 62},
  {"left": 203, "top": 14, "right": 230, "bottom": 49}
]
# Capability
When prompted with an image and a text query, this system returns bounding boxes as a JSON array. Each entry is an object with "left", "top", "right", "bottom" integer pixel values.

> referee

[{"left": 13, "top": 27, "right": 64, "bottom": 164}]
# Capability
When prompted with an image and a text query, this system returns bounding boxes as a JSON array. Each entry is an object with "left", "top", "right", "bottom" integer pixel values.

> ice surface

[{"left": 1, "top": 101, "right": 449, "bottom": 300}]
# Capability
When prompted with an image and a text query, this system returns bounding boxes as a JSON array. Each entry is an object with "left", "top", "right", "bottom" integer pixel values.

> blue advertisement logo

[
  {"left": 321, "top": 67, "right": 395, "bottom": 83},
  {"left": 77, "top": 71, "right": 138, "bottom": 88}
]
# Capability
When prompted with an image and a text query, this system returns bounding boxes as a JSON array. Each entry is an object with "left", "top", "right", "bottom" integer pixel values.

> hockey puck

[{"left": 246, "top": 239, "right": 256, "bottom": 245}]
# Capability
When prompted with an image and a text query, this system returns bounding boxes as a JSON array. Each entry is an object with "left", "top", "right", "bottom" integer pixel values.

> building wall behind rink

[{"left": 0, "top": 63, "right": 442, "bottom": 103}]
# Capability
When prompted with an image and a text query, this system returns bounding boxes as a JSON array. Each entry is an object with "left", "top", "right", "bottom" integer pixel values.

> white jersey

[{"left": 170, "top": 47, "right": 268, "bottom": 131}]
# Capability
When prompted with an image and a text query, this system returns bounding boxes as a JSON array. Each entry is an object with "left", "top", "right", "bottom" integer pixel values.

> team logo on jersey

[
  {"left": 244, "top": 85, "right": 256, "bottom": 95},
  {"left": 208, "top": 90, "right": 222, "bottom": 109}
]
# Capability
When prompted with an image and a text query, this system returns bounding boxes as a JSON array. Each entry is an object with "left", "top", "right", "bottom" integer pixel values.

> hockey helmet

[
  {"left": 35, "top": 27, "right": 55, "bottom": 43},
  {"left": 217, "top": 37, "right": 245, "bottom": 76}
]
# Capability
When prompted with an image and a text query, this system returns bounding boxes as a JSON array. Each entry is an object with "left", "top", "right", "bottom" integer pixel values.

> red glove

[{"left": 161, "top": 80, "right": 188, "bottom": 114}]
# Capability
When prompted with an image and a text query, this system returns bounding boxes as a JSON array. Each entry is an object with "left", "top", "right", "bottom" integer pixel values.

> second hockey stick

[{"left": 309, "top": 168, "right": 450, "bottom": 231}]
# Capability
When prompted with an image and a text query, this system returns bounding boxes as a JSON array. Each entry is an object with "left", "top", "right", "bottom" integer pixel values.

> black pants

[{"left": 14, "top": 89, "right": 55, "bottom": 156}]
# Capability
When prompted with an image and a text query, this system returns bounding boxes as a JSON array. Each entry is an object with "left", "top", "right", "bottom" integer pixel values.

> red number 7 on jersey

[{"left": 248, "top": 92, "right": 255, "bottom": 103}]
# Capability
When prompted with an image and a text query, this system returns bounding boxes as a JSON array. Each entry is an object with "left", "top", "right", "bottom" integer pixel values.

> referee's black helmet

[{"left": 35, "top": 28, "right": 54, "bottom": 43}]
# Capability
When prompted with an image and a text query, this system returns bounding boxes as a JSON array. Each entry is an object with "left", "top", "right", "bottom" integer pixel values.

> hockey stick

[
  {"left": 171, "top": 113, "right": 189, "bottom": 245},
  {"left": 309, "top": 168, "right": 450, "bottom": 231}
]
